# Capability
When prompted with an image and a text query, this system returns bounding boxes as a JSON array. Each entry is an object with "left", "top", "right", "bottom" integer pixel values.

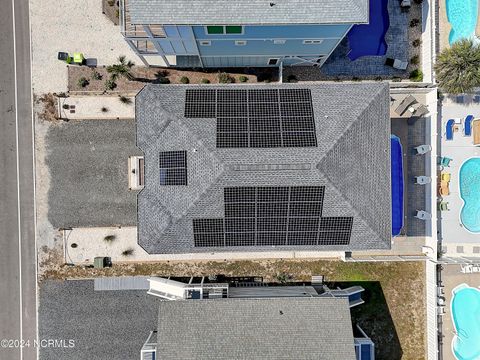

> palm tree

[
  {"left": 106, "top": 55, "right": 135, "bottom": 81},
  {"left": 435, "top": 38, "right": 480, "bottom": 94}
]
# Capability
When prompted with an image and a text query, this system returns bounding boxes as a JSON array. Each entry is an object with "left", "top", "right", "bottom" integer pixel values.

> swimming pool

[
  {"left": 451, "top": 284, "right": 480, "bottom": 360},
  {"left": 446, "top": 0, "right": 478, "bottom": 45},
  {"left": 391, "top": 135, "right": 404, "bottom": 236},
  {"left": 347, "top": 0, "right": 389, "bottom": 60},
  {"left": 459, "top": 158, "right": 480, "bottom": 233}
]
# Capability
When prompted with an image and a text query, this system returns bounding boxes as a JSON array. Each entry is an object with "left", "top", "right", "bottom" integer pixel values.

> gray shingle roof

[
  {"left": 156, "top": 297, "right": 356, "bottom": 360},
  {"left": 136, "top": 83, "right": 391, "bottom": 254},
  {"left": 128, "top": 0, "right": 369, "bottom": 25}
]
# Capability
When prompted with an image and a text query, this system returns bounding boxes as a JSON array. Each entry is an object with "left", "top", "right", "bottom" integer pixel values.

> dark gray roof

[
  {"left": 156, "top": 297, "right": 356, "bottom": 360},
  {"left": 128, "top": 0, "right": 369, "bottom": 25},
  {"left": 136, "top": 83, "right": 392, "bottom": 254}
]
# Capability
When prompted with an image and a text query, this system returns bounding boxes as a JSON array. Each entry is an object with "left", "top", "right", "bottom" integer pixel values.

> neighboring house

[
  {"left": 135, "top": 83, "right": 392, "bottom": 254},
  {"left": 141, "top": 277, "right": 375, "bottom": 360},
  {"left": 120, "top": 0, "right": 369, "bottom": 68}
]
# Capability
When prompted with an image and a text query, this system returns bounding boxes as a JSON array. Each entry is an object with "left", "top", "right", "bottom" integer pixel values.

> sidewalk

[{"left": 58, "top": 95, "right": 135, "bottom": 120}]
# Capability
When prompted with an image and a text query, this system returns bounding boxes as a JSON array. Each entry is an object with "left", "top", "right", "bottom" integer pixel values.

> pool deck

[
  {"left": 439, "top": 264, "right": 480, "bottom": 360},
  {"left": 439, "top": 98, "right": 480, "bottom": 256},
  {"left": 438, "top": 0, "right": 480, "bottom": 52}
]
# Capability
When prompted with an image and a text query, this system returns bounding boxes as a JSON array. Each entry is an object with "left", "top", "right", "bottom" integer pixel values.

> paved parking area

[
  {"left": 46, "top": 119, "right": 142, "bottom": 228},
  {"left": 39, "top": 280, "right": 159, "bottom": 359}
]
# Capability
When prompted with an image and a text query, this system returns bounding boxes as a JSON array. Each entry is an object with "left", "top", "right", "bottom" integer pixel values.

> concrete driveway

[{"left": 46, "top": 119, "right": 142, "bottom": 228}]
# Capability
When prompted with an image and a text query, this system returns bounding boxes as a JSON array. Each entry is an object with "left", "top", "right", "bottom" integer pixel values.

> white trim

[
  {"left": 273, "top": 39, "right": 286, "bottom": 44},
  {"left": 199, "top": 40, "right": 211, "bottom": 46},
  {"left": 235, "top": 40, "right": 247, "bottom": 46},
  {"left": 303, "top": 39, "right": 324, "bottom": 44}
]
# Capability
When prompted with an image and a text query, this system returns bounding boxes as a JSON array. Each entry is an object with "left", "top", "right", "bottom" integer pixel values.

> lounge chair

[
  {"left": 415, "top": 210, "right": 431, "bottom": 220},
  {"left": 446, "top": 119, "right": 455, "bottom": 140},
  {"left": 413, "top": 105, "right": 429, "bottom": 117},
  {"left": 441, "top": 172, "right": 451, "bottom": 182},
  {"left": 394, "top": 95, "right": 417, "bottom": 116},
  {"left": 439, "top": 157, "right": 452, "bottom": 167},
  {"left": 464, "top": 115, "right": 474, "bottom": 136},
  {"left": 415, "top": 176, "right": 431, "bottom": 185},
  {"left": 439, "top": 182, "right": 450, "bottom": 196},
  {"left": 414, "top": 144, "right": 431, "bottom": 155},
  {"left": 438, "top": 201, "right": 449, "bottom": 211}
]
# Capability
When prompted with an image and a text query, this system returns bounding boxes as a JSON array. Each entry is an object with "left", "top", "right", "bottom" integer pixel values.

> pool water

[
  {"left": 446, "top": 0, "right": 478, "bottom": 45},
  {"left": 391, "top": 135, "right": 404, "bottom": 236},
  {"left": 451, "top": 284, "right": 480, "bottom": 360},
  {"left": 347, "top": 0, "right": 389, "bottom": 60},
  {"left": 460, "top": 158, "right": 480, "bottom": 233}
]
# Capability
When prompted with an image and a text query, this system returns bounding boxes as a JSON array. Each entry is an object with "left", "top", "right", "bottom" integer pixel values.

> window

[
  {"left": 205, "top": 25, "right": 243, "bottom": 35},
  {"left": 206, "top": 26, "right": 224, "bottom": 34},
  {"left": 303, "top": 40, "right": 323, "bottom": 45},
  {"left": 273, "top": 39, "right": 286, "bottom": 45},
  {"left": 268, "top": 58, "right": 279, "bottom": 65},
  {"left": 226, "top": 26, "right": 242, "bottom": 34},
  {"left": 200, "top": 41, "right": 211, "bottom": 46},
  {"left": 235, "top": 40, "right": 247, "bottom": 46}
]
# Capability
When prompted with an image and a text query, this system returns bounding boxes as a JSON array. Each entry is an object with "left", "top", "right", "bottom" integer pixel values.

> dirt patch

[
  {"left": 68, "top": 65, "right": 277, "bottom": 94},
  {"left": 35, "top": 93, "right": 59, "bottom": 122},
  {"left": 102, "top": 0, "right": 119, "bottom": 25}
]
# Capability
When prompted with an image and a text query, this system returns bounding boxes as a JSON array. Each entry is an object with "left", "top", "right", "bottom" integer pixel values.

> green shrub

[
  {"left": 101, "top": 107, "right": 109, "bottom": 113},
  {"left": 218, "top": 72, "right": 235, "bottom": 83},
  {"left": 71, "top": 243, "right": 78, "bottom": 248},
  {"left": 180, "top": 76, "right": 190, "bottom": 84},
  {"left": 392, "top": 77, "right": 402, "bottom": 82},
  {"left": 104, "top": 235, "right": 116, "bottom": 242},
  {"left": 119, "top": 95, "right": 132, "bottom": 104},
  {"left": 409, "top": 69, "right": 423, "bottom": 82},
  {"left": 239, "top": 75, "right": 248, "bottom": 83},
  {"left": 201, "top": 78, "right": 210, "bottom": 84},
  {"left": 78, "top": 77, "right": 89, "bottom": 88},
  {"left": 107, "top": 0, "right": 115, "bottom": 6},
  {"left": 122, "top": 248, "right": 134, "bottom": 256},
  {"left": 410, "top": 19, "right": 420, "bottom": 27},
  {"left": 374, "top": 76, "right": 383, "bottom": 82},
  {"left": 62, "top": 103, "right": 69, "bottom": 109},
  {"left": 414, "top": 0, "right": 423, "bottom": 4},
  {"left": 412, "top": 39, "right": 421, "bottom": 47},
  {"left": 105, "top": 79, "right": 117, "bottom": 90},
  {"left": 410, "top": 55, "right": 420, "bottom": 65},
  {"left": 352, "top": 77, "right": 361, "bottom": 82},
  {"left": 286, "top": 74, "right": 297, "bottom": 83},
  {"left": 91, "top": 69, "right": 102, "bottom": 80},
  {"left": 156, "top": 76, "right": 170, "bottom": 84}
]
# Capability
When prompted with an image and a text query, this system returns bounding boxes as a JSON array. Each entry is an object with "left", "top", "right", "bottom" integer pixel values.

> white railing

[{"left": 426, "top": 260, "right": 439, "bottom": 360}]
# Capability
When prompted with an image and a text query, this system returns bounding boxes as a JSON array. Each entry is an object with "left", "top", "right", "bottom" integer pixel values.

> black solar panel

[
  {"left": 159, "top": 151, "right": 187, "bottom": 185},
  {"left": 184, "top": 89, "right": 317, "bottom": 148},
  {"left": 193, "top": 186, "right": 353, "bottom": 247}
]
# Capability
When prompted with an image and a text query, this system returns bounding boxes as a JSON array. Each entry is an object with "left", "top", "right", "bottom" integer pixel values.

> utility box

[{"left": 94, "top": 257, "right": 112, "bottom": 269}]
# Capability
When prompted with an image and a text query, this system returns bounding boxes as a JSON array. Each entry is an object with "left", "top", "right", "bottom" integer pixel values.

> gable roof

[
  {"left": 136, "top": 83, "right": 391, "bottom": 254},
  {"left": 128, "top": 0, "right": 369, "bottom": 25},
  {"left": 156, "top": 297, "right": 356, "bottom": 360}
]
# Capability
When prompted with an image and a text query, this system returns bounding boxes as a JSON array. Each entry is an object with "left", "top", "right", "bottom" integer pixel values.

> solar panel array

[
  {"left": 159, "top": 151, "right": 187, "bottom": 185},
  {"left": 193, "top": 186, "right": 353, "bottom": 247},
  {"left": 184, "top": 89, "right": 317, "bottom": 148}
]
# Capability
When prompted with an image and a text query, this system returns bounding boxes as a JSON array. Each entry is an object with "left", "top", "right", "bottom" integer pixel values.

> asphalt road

[{"left": 0, "top": 0, "right": 37, "bottom": 357}]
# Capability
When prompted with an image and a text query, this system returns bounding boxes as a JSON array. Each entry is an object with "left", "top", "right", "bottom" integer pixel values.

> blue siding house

[{"left": 120, "top": 0, "right": 369, "bottom": 68}]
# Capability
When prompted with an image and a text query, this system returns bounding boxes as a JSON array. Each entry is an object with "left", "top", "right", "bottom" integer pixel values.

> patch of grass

[
  {"left": 91, "top": 69, "right": 102, "bottom": 80},
  {"left": 77, "top": 77, "right": 89, "bottom": 88},
  {"left": 119, "top": 95, "right": 132, "bottom": 104},
  {"left": 409, "top": 69, "right": 423, "bottom": 82},
  {"left": 218, "top": 72, "right": 235, "bottom": 84},
  {"left": 201, "top": 78, "right": 210, "bottom": 84},
  {"left": 105, "top": 79, "right": 117, "bottom": 91},
  {"left": 180, "top": 76, "right": 190, "bottom": 84},
  {"left": 239, "top": 75, "right": 248, "bottom": 83}
]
